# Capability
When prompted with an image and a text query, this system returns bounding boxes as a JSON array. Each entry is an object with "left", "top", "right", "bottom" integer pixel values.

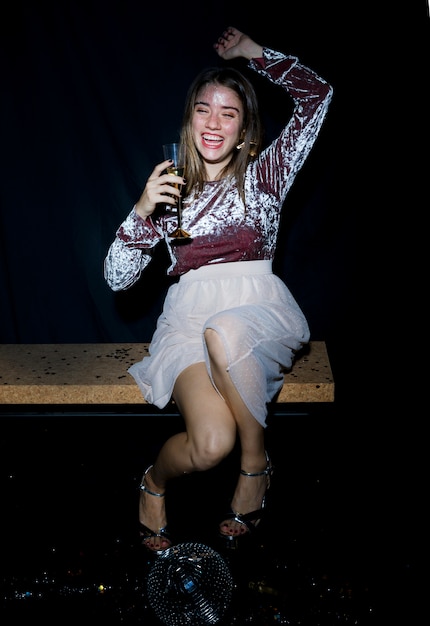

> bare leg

[
  {"left": 139, "top": 362, "right": 236, "bottom": 551},
  {"left": 204, "top": 328, "right": 270, "bottom": 536},
  {"left": 140, "top": 325, "right": 271, "bottom": 548}
]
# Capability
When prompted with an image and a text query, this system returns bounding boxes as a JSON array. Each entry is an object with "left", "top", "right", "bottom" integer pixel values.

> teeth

[{"left": 203, "top": 136, "right": 221, "bottom": 142}]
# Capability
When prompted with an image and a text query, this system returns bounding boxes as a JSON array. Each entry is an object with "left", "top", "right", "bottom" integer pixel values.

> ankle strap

[
  {"left": 139, "top": 464, "right": 165, "bottom": 497},
  {"left": 240, "top": 466, "right": 271, "bottom": 477}
]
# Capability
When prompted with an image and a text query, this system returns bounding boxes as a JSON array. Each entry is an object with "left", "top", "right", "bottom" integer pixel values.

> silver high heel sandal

[
  {"left": 219, "top": 450, "right": 274, "bottom": 547},
  {"left": 139, "top": 464, "right": 173, "bottom": 555}
]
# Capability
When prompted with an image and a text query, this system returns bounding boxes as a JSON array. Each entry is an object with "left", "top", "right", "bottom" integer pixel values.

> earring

[{"left": 236, "top": 140, "right": 257, "bottom": 155}]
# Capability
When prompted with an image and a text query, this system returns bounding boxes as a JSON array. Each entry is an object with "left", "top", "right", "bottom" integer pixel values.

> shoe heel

[{"left": 219, "top": 533, "right": 239, "bottom": 551}]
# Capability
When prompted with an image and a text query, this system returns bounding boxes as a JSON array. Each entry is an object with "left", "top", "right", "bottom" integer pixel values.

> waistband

[{"left": 179, "top": 260, "right": 273, "bottom": 283}]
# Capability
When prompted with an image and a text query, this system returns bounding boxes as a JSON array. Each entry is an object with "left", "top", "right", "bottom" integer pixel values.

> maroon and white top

[{"left": 104, "top": 48, "right": 333, "bottom": 291}]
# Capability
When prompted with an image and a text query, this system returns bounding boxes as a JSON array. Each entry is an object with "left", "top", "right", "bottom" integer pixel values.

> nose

[{"left": 206, "top": 113, "right": 221, "bottom": 130}]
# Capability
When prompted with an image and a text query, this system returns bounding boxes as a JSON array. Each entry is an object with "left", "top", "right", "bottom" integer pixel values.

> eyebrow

[{"left": 194, "top": 100, "right": 240, "bottom": 114}]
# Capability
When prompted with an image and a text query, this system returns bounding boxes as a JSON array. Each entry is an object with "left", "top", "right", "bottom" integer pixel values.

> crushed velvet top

[{"left": 104, "top": 48, "right": 333, "bottom": 291}]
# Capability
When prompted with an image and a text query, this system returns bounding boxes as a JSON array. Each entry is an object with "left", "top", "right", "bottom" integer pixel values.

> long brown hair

[{"left": 180, "top": 66, "right": 263, "bottom": 205}]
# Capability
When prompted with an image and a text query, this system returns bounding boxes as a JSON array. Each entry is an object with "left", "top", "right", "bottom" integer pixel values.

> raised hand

[{"left": 213, "top": 26, "right": 262, "bottom": 62}]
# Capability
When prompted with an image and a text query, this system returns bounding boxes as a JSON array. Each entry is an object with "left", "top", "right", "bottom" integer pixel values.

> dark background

[
  {"left": 0, "top": 3, "right": 428, "bottom": 439},
  {"left": 0, "top": 3, "right": 427, "bottom": 378},
  {"left": 0, "top": 0, "right": 364, "bottom": 391},
  {"left": 0, "top": 2, "right": 427, "bottom": 623}
]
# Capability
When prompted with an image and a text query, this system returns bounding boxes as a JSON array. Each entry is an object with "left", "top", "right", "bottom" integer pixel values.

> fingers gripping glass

[{"left": 162, "top": 142, "right": 191, "bottom": 239}]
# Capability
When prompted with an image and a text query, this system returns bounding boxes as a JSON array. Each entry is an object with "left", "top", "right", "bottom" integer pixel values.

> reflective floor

[{"left": 0, "top": 408, "right": 416, "bottom": 624}]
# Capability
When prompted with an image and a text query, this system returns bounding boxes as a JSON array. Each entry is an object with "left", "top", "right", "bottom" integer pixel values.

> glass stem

[{"left": 177, "top": 196, "right": 182, "bottom": 230}]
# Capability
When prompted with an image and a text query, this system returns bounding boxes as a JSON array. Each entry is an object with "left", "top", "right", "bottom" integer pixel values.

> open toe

[
  {"left": 219, "top": 451, "right": 274, "bottom": 546},
  {"left": 139, "top": 465, "right": 173, "bottom": 555}
]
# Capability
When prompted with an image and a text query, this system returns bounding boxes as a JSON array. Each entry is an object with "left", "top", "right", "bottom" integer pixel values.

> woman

[{"left": 104, "top": 26, "right": 333, "bottom": 553}]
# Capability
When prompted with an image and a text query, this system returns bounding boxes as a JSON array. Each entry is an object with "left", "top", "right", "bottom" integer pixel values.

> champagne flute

[{"left": 162, "top": 142, "right": 191, "bottom": 239}]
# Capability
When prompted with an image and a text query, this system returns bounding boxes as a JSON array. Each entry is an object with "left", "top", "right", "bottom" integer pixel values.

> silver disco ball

[{"left": 146, "top": 542, "right": 234, "bottom": 625}]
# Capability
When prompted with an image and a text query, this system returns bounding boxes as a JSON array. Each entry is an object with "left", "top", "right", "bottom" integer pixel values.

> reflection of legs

[
  {"left": 139, "top": 362, "right": 237, "bottom": 552},
  {"left": 204, "top": 328, "right": 270, "bottom": 537}
]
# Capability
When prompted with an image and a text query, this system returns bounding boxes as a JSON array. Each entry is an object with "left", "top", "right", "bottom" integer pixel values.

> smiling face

[{"left": 191, "top": 83, "right": 244, "bottom": 180}]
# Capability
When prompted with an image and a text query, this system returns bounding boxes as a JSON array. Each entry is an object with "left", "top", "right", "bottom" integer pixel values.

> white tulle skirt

[{"left": 128, "top": 260, "right": 309, "bottom": 427}]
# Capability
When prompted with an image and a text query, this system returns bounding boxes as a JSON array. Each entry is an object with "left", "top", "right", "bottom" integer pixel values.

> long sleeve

[
  {"left": 104, "top": 208, "right": 163, "bottom": 291},
  {"left": 249, "top": 49, "right": 333, "bottom": 204}
]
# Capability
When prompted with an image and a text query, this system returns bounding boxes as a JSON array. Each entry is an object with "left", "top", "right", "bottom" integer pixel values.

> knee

[{"left": 191, "top": 428, "right": 235, "bottom": 471}]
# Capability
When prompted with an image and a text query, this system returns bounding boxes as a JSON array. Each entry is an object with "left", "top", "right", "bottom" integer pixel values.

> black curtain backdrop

[{"left": 3, "top": 0, "right": 422, "bottom": 397}]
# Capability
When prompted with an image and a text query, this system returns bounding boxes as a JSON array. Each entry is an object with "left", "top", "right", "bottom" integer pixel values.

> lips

[{"left": 201, "top": 135, "right": 223, "bottom": 149}]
